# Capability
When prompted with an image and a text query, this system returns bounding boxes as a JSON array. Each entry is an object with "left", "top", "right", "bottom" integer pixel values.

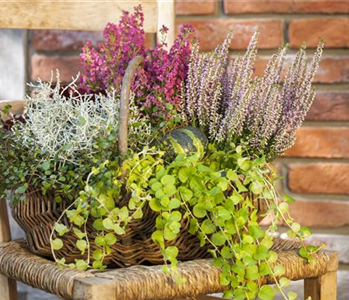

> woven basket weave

[{"left": 11, "top": 56, "right": 268, "bottom": 267}]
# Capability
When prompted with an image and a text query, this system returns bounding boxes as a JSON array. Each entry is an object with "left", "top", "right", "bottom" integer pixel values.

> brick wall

[{"left": 28, "top": 0, "right": 349, "bottom": 252}]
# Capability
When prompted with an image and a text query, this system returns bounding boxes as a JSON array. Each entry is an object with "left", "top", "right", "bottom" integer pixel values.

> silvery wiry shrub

[
  {"left": 185, "top": 32, "right": 324, "bottom": 160},
  {"left": 13, "top": 75, "right": 120, "bottom": 163}
]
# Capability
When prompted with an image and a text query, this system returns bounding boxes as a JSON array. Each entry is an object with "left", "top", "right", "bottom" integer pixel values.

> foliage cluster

[{"left": 0, "top": 5, "right": 325, "bottom": 300}]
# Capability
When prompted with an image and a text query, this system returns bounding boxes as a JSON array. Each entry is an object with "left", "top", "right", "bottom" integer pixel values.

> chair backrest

[
  {"left": 0, "top": 0, "right": 175, "bottom": 116},
  {"left": 0, "top": 0, "right": 174, "bottom": 42}
]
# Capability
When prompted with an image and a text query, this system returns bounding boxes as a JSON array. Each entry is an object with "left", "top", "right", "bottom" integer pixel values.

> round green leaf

[
  {"left": 258, "top": 285, "right": 275, "bottom": 300},
  {"left": 211, "top": 232, "right": 226, "bottom": 246},
  {"left": 193, "top": 204, "right": 206, "bottom": 218},
  {"left": 52, "top": 238, "right": 63, "bottom": 250},
  {"left": 105, "top": 233, "right": 117, "bottom": 245},
  {"left": 102, "top": 218, "right": 114, "bottom": 230},
  {"left": 201, "top": 219, "right": 216, "bottom": 234}
]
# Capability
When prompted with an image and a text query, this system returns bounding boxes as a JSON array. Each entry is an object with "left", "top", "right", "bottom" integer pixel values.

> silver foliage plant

[
  {"left": 13, "top": 73, "right": 153, "bottom": 163},
  {"left": 185, "top": 31, "right": 324, "bottom": 159}
]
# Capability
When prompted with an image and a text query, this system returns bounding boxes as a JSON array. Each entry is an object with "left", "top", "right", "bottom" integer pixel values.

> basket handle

[{"left": 118, "top": 56, "right": 144, "bottom": 157}]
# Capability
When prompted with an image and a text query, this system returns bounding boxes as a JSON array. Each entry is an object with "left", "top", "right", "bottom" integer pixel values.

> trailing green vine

[{"left": 50, "top": 144, "right": 322, "bottom": 300}]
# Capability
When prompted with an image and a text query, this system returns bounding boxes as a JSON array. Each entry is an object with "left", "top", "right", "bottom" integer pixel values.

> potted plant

[{"left": 0, "top": 6, "right": 324, "bottom": 300}]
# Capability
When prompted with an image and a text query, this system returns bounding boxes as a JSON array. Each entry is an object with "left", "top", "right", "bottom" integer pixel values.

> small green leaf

[
  {"left": 75, "top": 259, "right": 88, "bottom": 271},
  {"left": 178, "top": 168, "right": 189, "bottom": 183},
  {"left": 179, "top": 186, "right": 193, "bottom": 202},
  {"left": 169, "top": 198, "right": 181, "bottom": 209},
  {"left": 217, "top": 207, "right": 231, "bottom": 220},
  {"left": 105, "top": 233, "right": 117, "bottom": 245},
  {"left": 41, "top": 161, "right": 50, "bottom": 171},
  {"left": 201, "top": 219, "right": 216, "bottom": 234},
  {"left": 254, "top": 244, "right": 268, "bottom": 260},
  {"left": 284, "top": 194, "right": 296, "bottom": 203},
  {"left": 92, "top": 261, "right": 104, "bottom": 269},
  {"left": 149, "top": 198, "right": 162, "bottom": 212},
  {"left": 93, "top": 219, "right": 105, "bottom": 230},
  {"left": 212, "top": 232, "right": 226, "bottom": 246},
  {"left": 52, "top": 238, "right": 63, "bottom": 250},
  {"left": 250, "top": 181, "right": 263, "bottom": 195},
  {"left": 113, "top": 224, "right": 125, "bottom": 235},
  {"left": 95, "top": 236, "right": 106, "bottom": 247},
  {"left": 193, "top": 204, "right": 206, "bottom": 218},
  {"left": 279, "top": 277, "right": 291, "bottom": 288},
  {"left": 54, "top": 223, "right": 68, "bottom": 236},
  {"left": 291, "top": 222, "right": 301, "bottom": 232},
  {"left": 287, "top": 291, "right": 297, "bottom": 300},
  {"left": 238, "top": 157, "right": 251, "bottom": 171},
  {"left": 273, "top": 265, "right": 285, "bottom": 276},
  {"left": 161, "top": 175, "right": 175, "bottom": 186},
  {"left": 15, "top": 185, "right": 27, "bottom": 194},
  {"left": 279, "top": 202, "right": 289, "bottom": 214},
  {"left": 151, "top": 182, "right": 163, "bottom": 191},
  {"left": 93, "top": 249, "right": 104, "bottom": 261},
  {"left": 73, "top": 228, "right": 86, "bottom": 239},
  {"left": 119, "top": 206, "right": 129, "bottom": 221},
  {"left": 258, "top": 285, "right": 275, "bottom": 300},
  {"left": 152, "top": 230, "right": 164, "bottom": 248},
  {"left": 76, "top": 240, "right": 87, "bottom": 254},
  {"left": 226, "top": 169, "right": 238, "bottom": 181},
  {"left": 102, "top": 218, "right": 114, "bottom": 230},
  {"left": 245, "top": 265, "right": 259, "bottom": 280}
]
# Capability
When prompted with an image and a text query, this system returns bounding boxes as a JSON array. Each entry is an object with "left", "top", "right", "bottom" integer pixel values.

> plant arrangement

[{"left": 0, "top": 6, "right": 325, "bottom": 300}]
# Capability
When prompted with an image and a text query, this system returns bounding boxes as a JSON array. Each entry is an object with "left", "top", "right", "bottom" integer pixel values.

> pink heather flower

[{"left": 80, "top": 5, "right": 194, "bottom": 121}]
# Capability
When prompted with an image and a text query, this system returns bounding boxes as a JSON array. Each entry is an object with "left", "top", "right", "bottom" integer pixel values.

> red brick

[
  {"left": 307, "top": 91, "right": 349, "bottom": 121},
  {"left": 176, "top": 0, "right": 215, "bottom": 15},
  {"left": 289, "top": 199, "right": 349, "bottom": 227},
  {"left": 289, "top": 18, "right": 349, "bottom": 48},
  {"left": 316, "top": 56, "right": 349, "bottom": 83},
  {"left": 224, "top": 0, "right": 349, "bottom": 14},
  {"left": 251, "top": 56, "right": 349, "bottom": 83},
  {"left": 284, "top": 127, "right": 349, "bottom": 158},
  {"left": 177, "top": 19, "right": 283, "bottom": 51},
  {"left": 288, "top": 163, "right": 349, "bottom": 195},
  {"left": 32, "top": 30, "right": 103, "bottom": 52},
  {"left": 31, "top": 54, "right": 81, "bottom": 82}
]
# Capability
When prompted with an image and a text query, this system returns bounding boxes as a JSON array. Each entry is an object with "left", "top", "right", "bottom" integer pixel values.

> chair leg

[
  {"left": 304, "top": 271, "right": 337, "bottom": 300},
  {"left": 0, "top": 200, "right": 18, "bottom": 300}
]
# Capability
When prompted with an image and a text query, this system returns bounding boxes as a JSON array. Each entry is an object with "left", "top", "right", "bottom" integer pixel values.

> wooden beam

[
  {"left": 0, "top": 200, "right": 18, "bottom": 300},
  {"left": 304, "top": 271, "right": 337, "bottom": 300},
  {"left": 0, "top": 0, "right": 158, "bottom": 32}
]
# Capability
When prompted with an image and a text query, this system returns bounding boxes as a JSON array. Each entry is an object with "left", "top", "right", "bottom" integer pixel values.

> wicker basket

[{"left": 11, "top": 56, "right": 268, "bottom": 267}]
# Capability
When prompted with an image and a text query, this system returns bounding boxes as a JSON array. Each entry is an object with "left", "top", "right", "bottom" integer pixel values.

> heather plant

[
  {"left": 80, "top": 5, "right": 193, "bottom": 121},
  {"left": 185, "top": 32, "right": 324, "bottom": 160}
]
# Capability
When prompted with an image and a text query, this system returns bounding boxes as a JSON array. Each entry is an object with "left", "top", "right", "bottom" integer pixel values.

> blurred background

[{"left": 0, "top": 0, "right": 348, "bottom": 299}]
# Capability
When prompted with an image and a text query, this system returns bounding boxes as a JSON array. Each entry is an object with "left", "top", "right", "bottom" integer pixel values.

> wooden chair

[{"left": 0, "top": 1, "right": 338, "bottom": 299}]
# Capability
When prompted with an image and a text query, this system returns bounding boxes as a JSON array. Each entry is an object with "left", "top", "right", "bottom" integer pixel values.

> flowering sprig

[
  {"left": 185, "top": 32, "right": 324, "bottom": 159},
  {"left": 80, "top": 5, "right": 194, "bottom": 121}
]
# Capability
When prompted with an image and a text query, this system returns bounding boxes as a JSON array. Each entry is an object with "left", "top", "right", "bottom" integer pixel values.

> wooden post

[
  {"left": 304, "top": 271, "right": 337, "bottom": 300},
  {"left": 0, "top": 200, "right": 18, "bottom": 300},
  {"left": 157, "top": 0, "right": 175, "bottom": 48}
]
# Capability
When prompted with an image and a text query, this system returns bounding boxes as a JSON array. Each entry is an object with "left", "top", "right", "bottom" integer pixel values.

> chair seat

[{"left": 0, "top": 240, "right": 338, "bottom": 300}]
